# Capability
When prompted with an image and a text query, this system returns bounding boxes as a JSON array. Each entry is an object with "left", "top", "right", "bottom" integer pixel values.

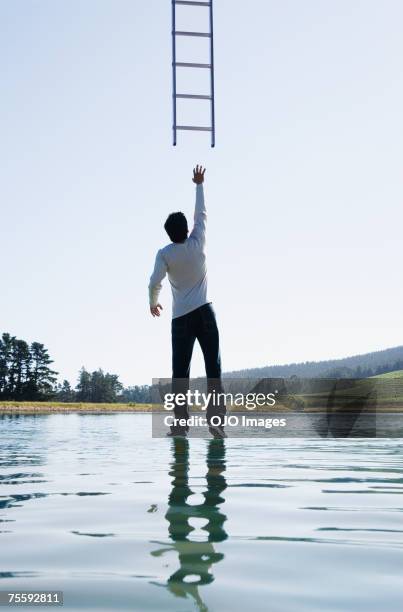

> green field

[{"left": 372, "top": 369, "right": 403, "bottom": 379}]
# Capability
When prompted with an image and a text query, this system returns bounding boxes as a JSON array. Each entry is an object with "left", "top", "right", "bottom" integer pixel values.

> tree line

[
  {"left": 54, "top": 371, "right": 151, "bottom": 403},
  {"left": 0, "top": 332, "right": 151, "bottom": 403}
]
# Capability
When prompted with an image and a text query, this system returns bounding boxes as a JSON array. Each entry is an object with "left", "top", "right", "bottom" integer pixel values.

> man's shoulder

[
  {"left": 158, "top": 242, "right": 179, "bottom": 262},
  {"left": 187, "top": 233, "right": 205, "bottom": 251},
  {"left": 159, "top": 243, "right": 174, "bottom": 255}
]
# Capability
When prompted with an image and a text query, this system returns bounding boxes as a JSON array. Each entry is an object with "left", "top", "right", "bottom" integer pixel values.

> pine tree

[
  {"left": 76, "top": 367, "right": 92, "bottom": 401},
  {"left": 57, "top": 379, "right": 75, "bottom": 402},
  {"left": 28, "top": 342, "right": 58, "bottom": 399}
]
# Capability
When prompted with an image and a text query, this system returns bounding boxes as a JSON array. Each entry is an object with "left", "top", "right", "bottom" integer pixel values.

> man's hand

[
  {"left": 150, "top": 303, "right": 163, "bottom": 317},
  {"left": 192, "top": 165, "right": 206, "bottom": 184}
]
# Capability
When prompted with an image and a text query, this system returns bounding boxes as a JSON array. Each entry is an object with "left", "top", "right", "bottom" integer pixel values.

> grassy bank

[{"left": 0, "top": 401, "right": 154, "bottom": 414}]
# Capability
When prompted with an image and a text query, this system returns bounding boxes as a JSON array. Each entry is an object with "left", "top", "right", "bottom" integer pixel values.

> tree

[
  {"left": 0, "top": 333, "right": 14, "bottom": 396},
  {"left": 0, "top": 333, "right": 58, "bottom": 400},
  {"left": 120, "top": 385, "right": 152, "bottom": 403},
  {"left": 56, "top": 380, "right": 75, "bottom": 402},
  {"left": 75, "top": 367, "right": 123, "bottom": 403},
  {"left": 104, "top": 373, "right": 123, "bottom": 402},
  {"left": 76, "top": 367, "right": 92, "bottom": 402},
  {"left": 28, "top": 342, "right": 58, "bottom": 399},
  {"left": 11, "top": 339, "right": 31, "bottom": 398}
]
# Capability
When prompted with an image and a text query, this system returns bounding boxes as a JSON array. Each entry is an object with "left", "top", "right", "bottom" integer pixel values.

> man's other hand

[
  {"left": 150, "top": 303, "right": 163, "bottom": 317},
  {"left": 192, "top": 165, "right": 206, "bottom": 184}
]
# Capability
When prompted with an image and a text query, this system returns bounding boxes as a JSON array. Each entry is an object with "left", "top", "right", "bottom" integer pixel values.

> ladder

[{"left": 171, "top": 0, "right": 215, "bottom": 147}]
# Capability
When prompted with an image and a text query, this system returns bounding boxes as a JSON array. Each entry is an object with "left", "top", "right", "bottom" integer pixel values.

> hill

[{"left": 224, "top": 345, "right": 403, "bottom": 379}]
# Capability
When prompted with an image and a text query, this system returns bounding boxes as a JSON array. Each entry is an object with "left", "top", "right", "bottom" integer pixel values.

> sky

[{"left": 1, "top": 0, "right": 402, "bottom": 387}]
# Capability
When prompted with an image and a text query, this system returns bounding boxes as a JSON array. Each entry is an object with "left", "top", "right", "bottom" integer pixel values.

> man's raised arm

[{"left": 189, "top": 165, "right": 206, "bottom": 247}]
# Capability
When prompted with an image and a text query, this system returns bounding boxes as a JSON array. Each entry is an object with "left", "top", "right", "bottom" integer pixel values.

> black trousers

[{"left": 171, "top": 303, "right": 226, "bottom": 433}]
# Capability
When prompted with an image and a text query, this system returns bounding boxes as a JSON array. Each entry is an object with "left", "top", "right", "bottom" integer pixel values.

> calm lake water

[{"left": 1, "top": 413, "right": 403, "bottom": 611}]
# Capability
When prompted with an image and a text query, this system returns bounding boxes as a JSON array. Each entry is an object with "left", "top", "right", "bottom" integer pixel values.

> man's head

[{"left": 164, "top": 212, "right": 188, "bottom": 243}]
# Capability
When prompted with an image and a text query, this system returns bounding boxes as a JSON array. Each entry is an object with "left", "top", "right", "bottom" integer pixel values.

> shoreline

[{"left": 1, "top": 402, "right": 403, "bottom": 414}]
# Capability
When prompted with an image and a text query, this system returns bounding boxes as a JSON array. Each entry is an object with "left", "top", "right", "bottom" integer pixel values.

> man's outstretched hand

[
  {"left": 150, "top": 303, "right": 163, "bottom": 317},
  {"left": 192, "top": 165, "right": 206, "bottom": 184}
]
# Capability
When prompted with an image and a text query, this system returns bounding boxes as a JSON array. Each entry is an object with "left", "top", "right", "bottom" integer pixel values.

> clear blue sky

[{"left": 1, "top": 0, "right": 402, "bottom": 387}]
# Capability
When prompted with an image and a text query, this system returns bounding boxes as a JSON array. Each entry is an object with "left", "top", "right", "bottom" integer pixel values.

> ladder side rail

[
  {"left": 172, "top": 0, "right": 177, "bottom": 145},
  {"left": 209, "top": 0, "right": 215, "bottom": 147}
]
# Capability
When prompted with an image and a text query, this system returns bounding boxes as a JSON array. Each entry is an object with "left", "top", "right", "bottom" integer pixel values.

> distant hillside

[{"left": 224, "top": 345, "right": 403, "bottom": 379}]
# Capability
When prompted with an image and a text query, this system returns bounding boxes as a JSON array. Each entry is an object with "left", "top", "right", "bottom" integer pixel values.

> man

[{"left": 149, "top": 165, "right": 226, "bottom": 438}]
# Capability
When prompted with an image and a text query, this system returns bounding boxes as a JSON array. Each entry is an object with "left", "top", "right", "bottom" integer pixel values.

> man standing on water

[{"left": 148, "top": 165, "right": 226, "bottom": 438}]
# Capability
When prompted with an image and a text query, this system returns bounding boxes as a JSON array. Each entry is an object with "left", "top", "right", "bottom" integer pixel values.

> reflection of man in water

[
  {"left": 317, "top": 378, "right": 377, "bottom": 438},
  {"left": 151, "top": 438, "right": 227, "bottom": 610}
]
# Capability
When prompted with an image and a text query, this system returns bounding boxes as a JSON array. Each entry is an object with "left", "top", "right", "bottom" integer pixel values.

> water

[{"left": 1, "top": 413, "right": 402, "bottom": 611}]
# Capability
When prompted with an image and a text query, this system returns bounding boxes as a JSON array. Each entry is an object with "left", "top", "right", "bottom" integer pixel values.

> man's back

[{"left": 149, "top": 183, "right": 208, "bottom": 319}]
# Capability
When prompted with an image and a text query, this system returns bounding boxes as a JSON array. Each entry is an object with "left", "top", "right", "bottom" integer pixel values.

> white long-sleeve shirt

[{"left": 148, "top": 183, "right": 208, "bottom": 319}]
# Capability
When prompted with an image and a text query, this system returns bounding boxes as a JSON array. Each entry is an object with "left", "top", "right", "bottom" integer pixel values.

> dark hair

[{"left": 164, "top": 212, "right": 188, "bottom": 243}]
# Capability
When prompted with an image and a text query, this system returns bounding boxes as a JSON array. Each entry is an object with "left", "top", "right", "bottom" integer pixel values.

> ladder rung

[
  {"left": 176, "top": 125, "right": 212, "bottom": 131},
  {"left": 176, "top": 94, "right": 212, "bottom": 100},
  {"left": 175, "top": 1, "right": 211, "bottom": 5},
  {"left": 175, "top": 31, "right": 211, "bottom": 37},
  {"left": 175, "top": 62, "right": 211, "bottom": 68}
]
